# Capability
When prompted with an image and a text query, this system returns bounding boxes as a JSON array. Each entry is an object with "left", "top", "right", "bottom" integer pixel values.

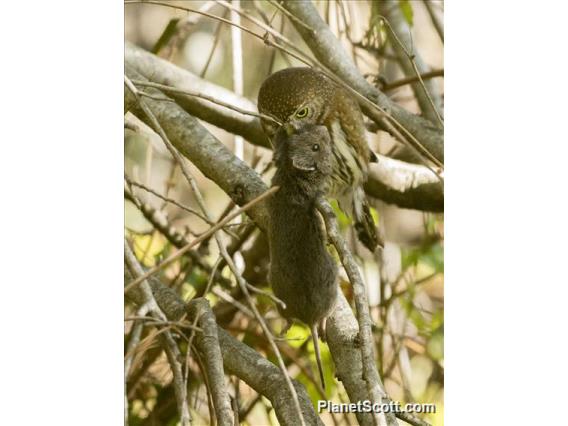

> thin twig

[
  {"left": 127, "top": 0, "right": 443, "bottom": 169},
  {"left": 230, "top": 0, "right": 244, "bottom": 161},
  {"left": 201, "top": 9, "right": 227, "bottom": 78},
  {"left": 127, "top": 73, "right": 306, "bottom": 424},
  {"left": 124, "top": 241, "right": 192, "bottom": 426},
  {"left": 124, "top": 184, "right": 236, "bottom": 287},
  {"left": 187, "top": 298, "right": 235, "bottom": 426},
  {"left": 127, "top": 71, "right": 278, "bottom": 293},
  {"left": 138, "top": 90, "right": 176, "bottom": 103},
  {"left": 131, "top": 79, "right": 282, "bottom": 127},
  {"left": 211, "top": 286, "right": 254, "bottom": 318},
  {"left": 245, "top": 282, "right": 286, "bottom": 310},
  {"left": 422, "top": 0, "right": 444, "bottom": 43},
  {"left": 126, "top": 175, "right": 214, "bottom": 225},
  {"left": 123, "top": 182, "right": 279, "bottom": 293},
  {"left": 376, "top": 13, "right": 443, "bottom": 127},
  {"left": 124, "top": 316, "right": 204, "bottom": 332},
  {"left": 279, "top": 1, "right": 444, "bottom": 167},
  {"left": 124, "top": 303, "right": 151, "bottom": 425},
  {"left": 382, "top": 69, "right": 444, "bottom": 91},
  {"left": 396, "top": 411, "right": 432, "bottom": 426},
  {"left": 266, "top": 0, "right": 315, "bottom": 34}
]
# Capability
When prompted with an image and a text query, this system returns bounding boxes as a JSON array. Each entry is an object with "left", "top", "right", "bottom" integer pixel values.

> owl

[{"left": 258, "top": 67, "right": 380, "bottom": 251}]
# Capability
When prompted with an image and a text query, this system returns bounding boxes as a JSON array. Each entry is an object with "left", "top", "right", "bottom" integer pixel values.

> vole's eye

[
  {"left": 295, "top": 107, "right": 309, "bottom": 118},
  {"left": 312, "top": 144, "right": 320, "bottom": 151}
]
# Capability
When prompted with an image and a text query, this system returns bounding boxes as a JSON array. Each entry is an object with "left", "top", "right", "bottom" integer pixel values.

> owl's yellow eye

[{"left": 295, "top": 107, "right": 309, "bottom": 118}]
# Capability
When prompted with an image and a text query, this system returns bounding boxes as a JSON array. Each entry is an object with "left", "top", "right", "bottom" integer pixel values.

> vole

[{"left": 268, "top": 123, "right": 339, "bottom": 390}]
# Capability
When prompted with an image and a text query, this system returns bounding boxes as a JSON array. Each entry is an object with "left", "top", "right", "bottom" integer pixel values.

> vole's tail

[{"left": 311, "top": 325, "right": 326, "bottom": 391}]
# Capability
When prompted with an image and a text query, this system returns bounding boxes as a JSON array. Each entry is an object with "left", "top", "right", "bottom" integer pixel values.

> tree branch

[
  {"left": 125, "top": 42, "right": 443, "bottom": 211},
  {"left": 378, "top": 0, "right": 443, "bottom": 124},
  {"left": 186, "top": 298, "right": 234, "bottom": 426},
  {"left": 123, "top": 63, "right": 430, "bottom": 425},
  {"left": 124, "top": 65, "right": 271, "bottom": 226},
  {"left": 125, "top": 269, "right": 324, "bottom": 426},
  {"left": 126, "top": 41, "right": 270, "bottom": 148},
  {"left": 382, "top": 69, "right": 444, "bottom": 92},
  {"left": 422, "top": 0, "right": 444, "bottom": 43},
  {"left": 326, "top": 293, "right": 380, "bottom": 426},
  {"left": 280, "top": 0, "right": 443, "bottom": 163},
  {"left": 365, "top": 154, "right": 443, "bottom": 212},
  {"left": 124, "top": 241, "right": 192, "bottom": 426},
  {"left": 316, "top": 198, "right": 397, "bottom": 426}
]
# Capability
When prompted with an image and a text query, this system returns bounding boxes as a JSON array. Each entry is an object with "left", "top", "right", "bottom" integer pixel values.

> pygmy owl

[{"left": 258, "top": 67, "right": 380, "bottom": 252}]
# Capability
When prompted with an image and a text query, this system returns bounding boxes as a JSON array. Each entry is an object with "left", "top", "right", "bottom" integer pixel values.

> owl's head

[{"left": 258, "top": 67, "right": 335, "bottom": 138}]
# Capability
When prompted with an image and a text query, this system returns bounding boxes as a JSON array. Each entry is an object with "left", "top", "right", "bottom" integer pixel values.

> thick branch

[
  {"left": 125, "top": 42, "right": 442, "bottom": 211},
  {"left": 126, "top": 271, "right": 323, "bottom": 426},
  {"left": 124, "top": 65, "right": 271, "bottom": 229},
  {"left": 379, "top": 0, "right": 443, "bottom": 123},
  {"left": 125, "top": 41, "right": 269, "bottom": 148},
  {"left": 326, "top": 293, "right": 376, "bottom": 426},
  {"left": 365, "top": 154, "right": 443, "bottom": 212},
  {"left": 124, "top": 242, "right": 191, "bottom": 426},
  {"left": 281, "top": 0, "right": 443, "bottom": 163},
  {"left": 423, "top": 0, "right": 444, "bottom": 43},
  {"left": 186, "top": 298, "right": 234, "bottom": 426},
  {"left": 217, "top": 327, "right": 323, "bottom": 426},
  {"left": 316, "top": 198, "right": 397, "bottom": 426},
  {"left": 123, "top": 63, "right": 420, "bottom": 425}
]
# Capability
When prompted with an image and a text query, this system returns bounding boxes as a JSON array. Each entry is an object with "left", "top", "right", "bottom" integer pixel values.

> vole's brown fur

[{"left": 268, "top": 124, "right": 339, "bottom": 390}]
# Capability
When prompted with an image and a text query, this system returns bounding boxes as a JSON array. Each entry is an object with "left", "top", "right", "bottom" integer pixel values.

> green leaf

[
  {"left": 329, "top": 199, "right": 352, "bottom": 228},
  {"left": 370, "top": 206, "right": 380, "bottom": 226},
  {"left": 284, "top": 324, "right": 309, "bottom": 348},
  {"left": 422, "top": 243, "right": 444, "bottom": 273},
  {"left": 399, "top": 0, "right": 414, "bottom": 27},
  {"left": 402, "top": 242, "right": 444, "bottom": 273},
  {"left": 427, "top": 330, "right": 444, "bottom": 361}
]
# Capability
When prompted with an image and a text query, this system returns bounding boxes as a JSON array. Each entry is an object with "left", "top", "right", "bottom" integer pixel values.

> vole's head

[{"left": 273, "top": 124, "right": 333, "bottom": 186}]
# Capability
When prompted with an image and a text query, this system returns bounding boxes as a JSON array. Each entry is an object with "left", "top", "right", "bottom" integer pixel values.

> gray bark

[
  {"left": 281, "top": 0, "right": 443, "bottom": 163},
  {"left": 125, "top": 42, "right": 443, "bottom": 212},
  {"left": 379, "top": 0, "right": 443, "bottom": 124}
]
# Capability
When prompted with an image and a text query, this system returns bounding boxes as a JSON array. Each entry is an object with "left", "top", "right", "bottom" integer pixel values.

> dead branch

[
  {"left": 124, "top": 240, "right": 192, "bottom": 426},
  {"left": 125, "top": 269, "right": 324, "bottom": 426},
  {"left": 186, "top": 298, "right": 234, "bottom": 426},
  {"left": 377, "top": 0, "right": 443, "bottom": 124},
  {"left": 316, "top": 199, "right": 397, "bottom": 426},
  {"left": 125, "top": 42, "right": 443, "bottom": 211},
  {"left": 280, "top": 1, "right": 443, "bottom": 163}
]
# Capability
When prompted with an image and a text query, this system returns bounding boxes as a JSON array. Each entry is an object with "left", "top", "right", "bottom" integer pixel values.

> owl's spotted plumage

[{"left": 258, "top": 67, "right": 380, "bottom": 251}]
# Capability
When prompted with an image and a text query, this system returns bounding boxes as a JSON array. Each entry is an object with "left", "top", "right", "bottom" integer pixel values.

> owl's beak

[{"left": 283, "top": 123, "right": 296, "bottom": 136}]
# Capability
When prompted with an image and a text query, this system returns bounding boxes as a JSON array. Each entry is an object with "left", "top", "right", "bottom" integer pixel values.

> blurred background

[{"left": 125, "top": 1, "right": 443, "bottom": 425}]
